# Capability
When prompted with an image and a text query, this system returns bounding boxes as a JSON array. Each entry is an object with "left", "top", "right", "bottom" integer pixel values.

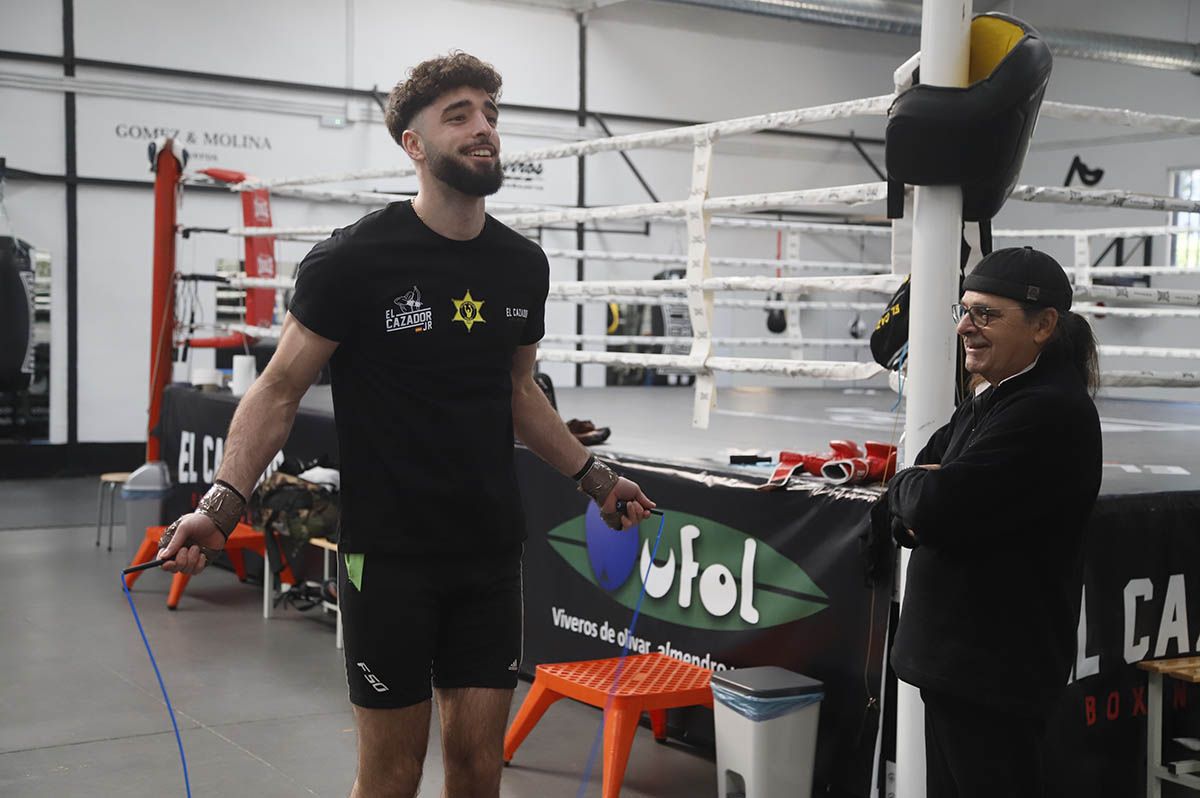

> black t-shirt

[{"left": 289, "top": 201, "right": 549, "bottom": 555}]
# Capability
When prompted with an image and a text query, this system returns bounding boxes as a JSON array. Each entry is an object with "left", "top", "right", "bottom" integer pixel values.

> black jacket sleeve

[{"left": 887, "top": 391, "right": 1082, "bottom": 549}]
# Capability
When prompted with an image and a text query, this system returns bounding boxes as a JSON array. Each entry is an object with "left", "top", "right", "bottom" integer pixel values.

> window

[{"left": 1169, "top": 168, "right": 1200, "bottom": 267}]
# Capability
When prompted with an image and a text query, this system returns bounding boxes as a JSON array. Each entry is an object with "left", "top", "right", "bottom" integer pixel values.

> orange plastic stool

[
  {"left": 125, "top": 522, "right": 294, "bottom": 610},
  {"left": 504, "top": 653, "right": 713, "bottom": 798}
]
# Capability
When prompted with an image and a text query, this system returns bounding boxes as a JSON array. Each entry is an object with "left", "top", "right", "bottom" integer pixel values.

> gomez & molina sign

[{"left": 114, "top": 124, "right": 272, "bottom": 155}]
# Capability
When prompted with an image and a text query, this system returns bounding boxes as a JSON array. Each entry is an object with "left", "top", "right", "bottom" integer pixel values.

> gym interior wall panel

[
  {"left": 71, "top": 88, "right": 581, "bottom": 208},
  {"left": 74, "top": 91, "right": 388, "bottom": 182},
  {"left": 351, "top": 0, "right": 579, "bottom": 111},
  {"left": 73, "top": 0, "right": 347, "bottom": 87},
  {"left": 74, "top": 185, "right": 259, "bottom": 443},
  {"left": 0, "top": 82, "right": 68, "bottom": 175},
  {"left": 3, "top": 180, "right": 68, "bottom": 443},
  {"left": 1009, "top": 0, "right": 1196, "bottom": 42},
  {"left": 586, "top": 1, "right": 911, "bottom": 126},
  {"left": 0, "top": 0, "right": 63, "bottom": 55},
  {"left": 75, "top": 186, "right": 154, "bottom": 443}
]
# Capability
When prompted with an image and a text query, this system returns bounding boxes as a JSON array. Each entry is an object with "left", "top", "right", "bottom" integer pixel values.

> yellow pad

[
  {"left": 970, "top": 16, "right": 1025, "bottom": 84},
  {"left": 344, "top": 553, "right": 364, "bottom": 591}
]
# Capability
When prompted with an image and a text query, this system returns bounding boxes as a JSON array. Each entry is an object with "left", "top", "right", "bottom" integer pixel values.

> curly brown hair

[{"left": 385, "top": 52, "right": 503, "bottom": 144}]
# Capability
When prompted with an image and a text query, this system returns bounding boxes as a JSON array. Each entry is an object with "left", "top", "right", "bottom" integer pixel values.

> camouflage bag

[{"left": 252, "top": 471, "right": 339, "bottom": 580}]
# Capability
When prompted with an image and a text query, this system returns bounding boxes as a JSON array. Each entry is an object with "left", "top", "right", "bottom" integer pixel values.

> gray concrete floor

[{"left": 0, "top": 482, "right": 716, "bottom": 797}]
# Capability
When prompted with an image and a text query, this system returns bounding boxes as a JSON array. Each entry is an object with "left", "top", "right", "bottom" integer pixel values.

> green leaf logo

[{"left": 546, "top": 508, "right": 828, "bottom": 631}]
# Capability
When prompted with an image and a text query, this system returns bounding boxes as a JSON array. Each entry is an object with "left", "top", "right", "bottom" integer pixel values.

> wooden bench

[{"left": 1138, "top": 656, "right": 1200, "bottom": 797}]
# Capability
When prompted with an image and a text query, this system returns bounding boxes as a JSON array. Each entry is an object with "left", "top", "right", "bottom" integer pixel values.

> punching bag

[{"left": 0, "top": 236, "right": 35, "bottom": 392}]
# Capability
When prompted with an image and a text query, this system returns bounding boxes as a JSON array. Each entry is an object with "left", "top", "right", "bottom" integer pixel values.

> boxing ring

[{"left": 142, "top": 32, "right": 1200, "bottom": 797}]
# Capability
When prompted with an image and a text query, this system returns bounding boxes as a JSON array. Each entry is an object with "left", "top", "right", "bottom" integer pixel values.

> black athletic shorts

[{"left": 339, "top": 547, "right": 523, "bottom": 709}]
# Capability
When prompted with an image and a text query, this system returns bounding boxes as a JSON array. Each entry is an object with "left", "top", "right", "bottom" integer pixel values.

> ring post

[
  {"left": 897, "top": 0, "right": 972, "bottom": 796},
  {"left": 147, "top": 138, "right": 184, "bottom": 463}
]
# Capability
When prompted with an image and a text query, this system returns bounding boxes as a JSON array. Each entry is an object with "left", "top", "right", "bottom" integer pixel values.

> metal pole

[{"left": 897, "top": 0, "right": 971, "bottom": 795}]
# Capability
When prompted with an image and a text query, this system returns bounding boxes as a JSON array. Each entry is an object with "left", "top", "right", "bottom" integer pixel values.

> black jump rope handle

[
  {"left": 123, "top": 557, "right": 172, "bottom": 576},
  {"left": 615, "top": 500, "right": 664, "bottom": 518}
]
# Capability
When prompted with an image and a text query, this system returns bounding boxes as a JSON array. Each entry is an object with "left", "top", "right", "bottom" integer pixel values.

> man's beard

[{"left": 426, "top": 146, "right": 504, "bottom": 197}]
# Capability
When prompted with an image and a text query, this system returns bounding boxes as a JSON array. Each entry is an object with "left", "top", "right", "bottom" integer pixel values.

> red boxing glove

[
  {"left": 762, "top": 441, "right": 863, "bottom": 489},
  {"left": 864, "top": 441, "right": 898, "bottom": 482},
  {"left": 821, "top": 441, "right": 898, "bottom": 485}
]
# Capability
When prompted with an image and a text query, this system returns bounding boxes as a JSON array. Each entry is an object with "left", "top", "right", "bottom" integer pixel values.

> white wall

[
  {"left": 4, "top": 0, "right": 1200, "bottom": 441},
  {"left": 0, "top": 1, "right": 62, "bottom": 55}
]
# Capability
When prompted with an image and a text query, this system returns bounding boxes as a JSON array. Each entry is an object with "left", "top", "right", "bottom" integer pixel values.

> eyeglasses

[{"left": 950, "top": 304, "right": 1015, "bottom": 328}]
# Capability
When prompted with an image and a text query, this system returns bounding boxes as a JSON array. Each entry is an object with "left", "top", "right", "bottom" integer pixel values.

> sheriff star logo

[{"left": 451, "top": 290, "right": 486, "bottom": 332}]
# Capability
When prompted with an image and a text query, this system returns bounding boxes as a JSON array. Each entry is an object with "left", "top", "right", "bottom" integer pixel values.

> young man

[
  {"left": 158, "top": 52, "right": 654, "bottom": 798},
  {"left": 882, "top": 247, "right": 1102, "bottom": 797}
]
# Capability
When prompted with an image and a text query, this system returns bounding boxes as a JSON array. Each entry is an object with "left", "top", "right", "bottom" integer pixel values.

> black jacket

[{"left": 886, "top": 351, "right": 1102, "bottom": 717}]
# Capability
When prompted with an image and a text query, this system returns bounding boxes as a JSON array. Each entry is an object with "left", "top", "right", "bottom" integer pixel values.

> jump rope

[
  {"left": 120, "top": 558, "right": 193, "bottom": 797},
  {"left": 576, "top": 505, "right": 667, "bottom": 798},
  {"left": 120, "top": 506, "right": 665, "bottom": 798}
]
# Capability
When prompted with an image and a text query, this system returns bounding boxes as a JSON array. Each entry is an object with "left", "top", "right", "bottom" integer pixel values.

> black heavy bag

[{"left": 0, "top": 236, "right": 36, "bottom": 392}]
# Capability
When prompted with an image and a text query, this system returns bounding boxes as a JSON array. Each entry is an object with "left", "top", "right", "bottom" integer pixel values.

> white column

[{"left": 897, "top": 1, "right": 972, "bottom": 797}]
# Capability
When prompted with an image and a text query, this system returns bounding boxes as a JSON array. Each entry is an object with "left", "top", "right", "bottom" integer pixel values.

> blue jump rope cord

[
  {"left": 576, "top": 511, "right": 668, "bottom": 798},
  {"left": 121, "top": 575, "right": 192, "bottom": 798}
]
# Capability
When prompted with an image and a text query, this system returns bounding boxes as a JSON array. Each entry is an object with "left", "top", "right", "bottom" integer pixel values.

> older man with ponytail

[{"left": 883, "top": 246, "right": 1102, "bottom": 797}]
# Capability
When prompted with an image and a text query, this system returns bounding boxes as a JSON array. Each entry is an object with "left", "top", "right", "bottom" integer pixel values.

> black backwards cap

[{"left": 961, "top": 246, "right": 1073, "bottom": 311}]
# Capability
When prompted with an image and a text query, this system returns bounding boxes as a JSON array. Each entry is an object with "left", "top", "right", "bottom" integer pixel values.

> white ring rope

[
  {"left": 1039, "top": 102, "right": 1200, "bottom": 136},
  {"left": 540, "top": 249, "right": 890, "bottom": 274},
  {"left": 1067, "top": 266, "right": 1200, "bottom": 277},
  {"left": 541, "top": 334, "right": 870, "bottom": 348},
  {"left": 534, "top": 349, "right": 884, "bottom": 380},
  {"left": 230, "top": 97, "right": 1200, "bottom": 193},
  {"left": 237, "top": 94, "right": 896, "bottom": 190},
  {"left": 495, "top": 183, "right": 891, "bottom": 229},
  {"left": 996, "top": 225, "right": 1198, "bottom": 239},
  {"left": 213, "top": 322, "right": 882, "bottom": 380},
  {"left": 502, "top": 183, "right": 1200, "bottom": 231},
  {"left": 210, "top": 220, "right": 1200, "bottom": 245},
  {"left": 1102, "top": 371, "right": 1200, "bottom": 387},
  {"left": 219, "top": 273, "right": 900, "bottom": 296},
  {"left": 568, "top": 296, "right": 884, "bottom": 311},
  {"left": 1008, "top": 185, "right": 1200, "bottom": 214},
  {"left": 1075, "top": 285, "right": 1200, "bottom": 307},
  {"left": 1099, "top": 345, "right": 1200, "bottom": 360},
  {"left": 1074, "top": 304, "right": 1200, "bottom": 319},
  {"left": 212, "top": 276, "right": 888, "bottom": 311},
  {"left": 546, "top": 275, "right": 903, "bottom": 298}
]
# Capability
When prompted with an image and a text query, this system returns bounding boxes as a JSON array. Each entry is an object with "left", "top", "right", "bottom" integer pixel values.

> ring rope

[
  {"left": 1073, "top": 305, "right": 1200, "bottom": 319},
  {"left": 1103, "top": 371, "right": 1200, "bottom": 387},
  {"left": 496, "top": 183, "right": 891, "bottom": 229},
  {"left": 545, "top": 275, "right": 904, "bottom": 298},
  {"left": 1067, "top": 266, "right": 1200, "bottom": 277},
  {"left": 1099, "top": 345, "right": 1200, "bottom": 360},
  {"left": 1008, "top": 185, "right": 1200, "bottom": 214},
  {"left": 229, "top": 97, "right": 1200, "bottom": 192},
  {"left": 1074, "top": 285, "right": 1200, "bottom": 306},
  {"left": 996, "top": 224, "right": 1198, "bottom": 239},
  {"left": 1039, "top": 101, "right": 1200, "bottom": 135},
  {"left": 540, "top": 248, "right": 891, "bottom": 274},
  {"left": 540, "top": 334, "right": 871, "bottom": 348},
  {"left": 238, "top": 95, "right": 897, "bottom": 190}
]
